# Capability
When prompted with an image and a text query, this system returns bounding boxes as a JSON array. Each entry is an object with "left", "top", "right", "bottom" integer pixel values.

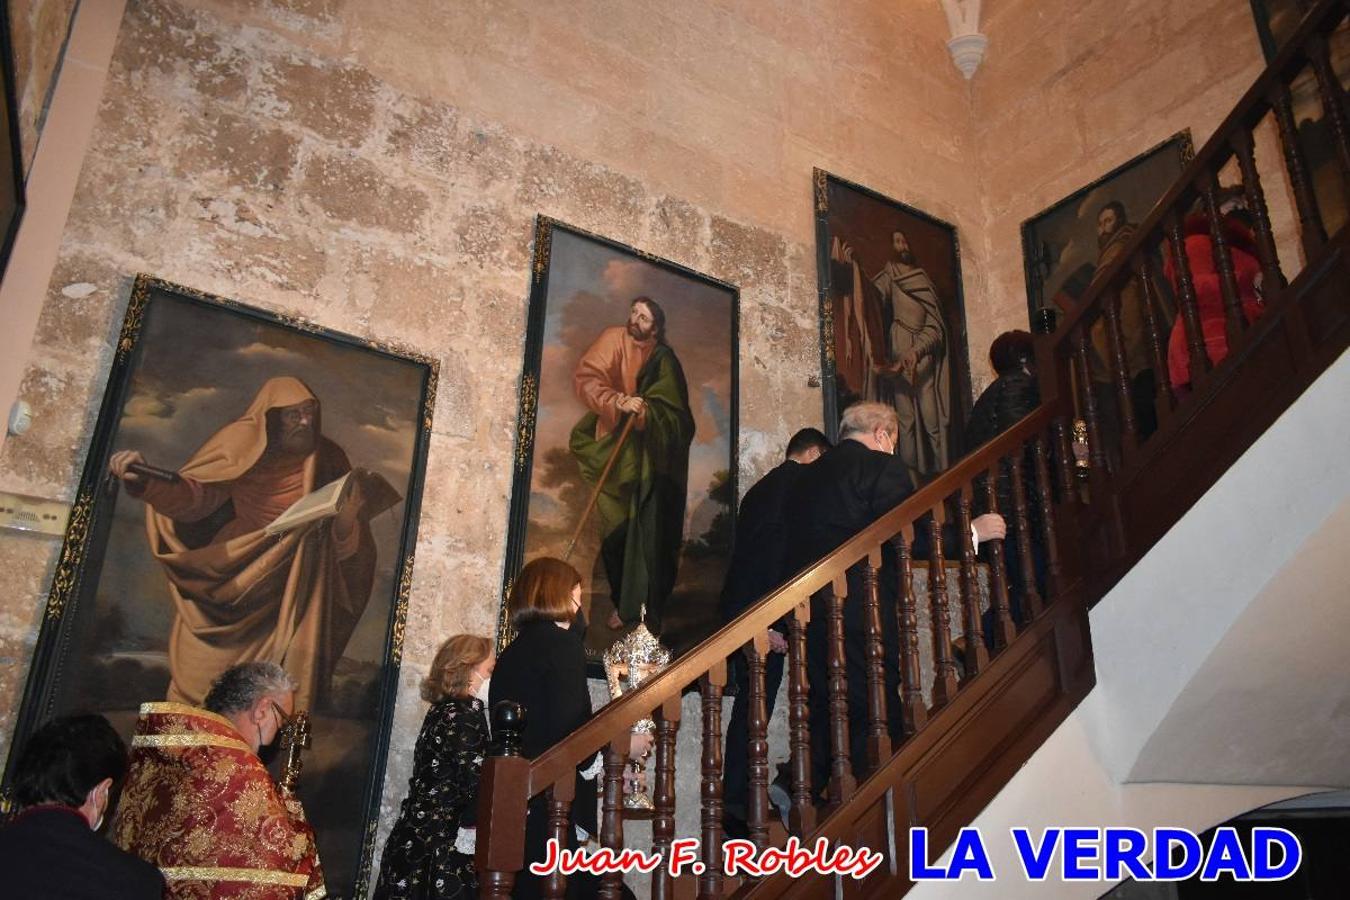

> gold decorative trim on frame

[
  {"left": 116, "top": 277, "right": 152, "bottom": 362},
  {"left": 160, "top": 867, "right": 310, "bottom": 888},
  {"left": 514, "top": 373, "right": 539, "bottom": 471},
  {"left": 533, "top": 219, "right": 554, "bottom": 283},
  {"left": 44, "top": 488, "right": 95, "bottom": 621},
  {"left": 821, "top": 298, "right": 836, "bottom": 365},
  {"left": 389, "top": 552, "right": 415, "bottom": 665},
  {"left": 1178, "top": 130, "right": 1196, "bottom": 165},
  {"left": 814, "top": 168, "right": 829, "bottom": 214},
  {"left": 422, "top": 366, "right": 439, "bottom": 433},
  {"left": 495, "top": 578, "right": 516, "bottom": 653}
]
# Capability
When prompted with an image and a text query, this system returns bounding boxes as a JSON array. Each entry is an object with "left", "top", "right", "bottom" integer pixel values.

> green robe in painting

[{"left": 570, "top": 342, "right": 694, "bottom": 632}]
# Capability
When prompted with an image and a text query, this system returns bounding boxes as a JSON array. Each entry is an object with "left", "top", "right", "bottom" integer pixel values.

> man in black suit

[
  {"left": 783, "top": 402, "right": 1006, "bottom": 798},
  {"left": 0, "top": 714, "right": 164, "bottom": 899},
  {"left": 720, "top": 427, "right": 832, "bottom": 837}
]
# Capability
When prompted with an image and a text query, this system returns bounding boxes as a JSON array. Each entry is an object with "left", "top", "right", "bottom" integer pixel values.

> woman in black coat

[
  {"left": 490, "top": 557, "right": 650, "bottom": 900},
  {"left": 374, "top": 634, "right": 495, "bottom": 900}
]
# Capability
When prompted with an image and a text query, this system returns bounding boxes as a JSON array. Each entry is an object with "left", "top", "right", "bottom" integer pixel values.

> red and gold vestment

[{"left": 112, "top": 703, "right": 325, "bottom": 899}]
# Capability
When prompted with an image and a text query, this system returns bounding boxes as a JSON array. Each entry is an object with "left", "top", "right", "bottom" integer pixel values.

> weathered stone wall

[
  {"left": 970, "top": 0, "right": 1298, "bottom": 355},
  {"left": 0, "top": 0, "right": 1293, "bottom": 888},
  {"left": 6, "top": 0, "right": 79, "bottom": 170},
  {"left": 0, "top": 0, "right": 986, "bottom": 868}
]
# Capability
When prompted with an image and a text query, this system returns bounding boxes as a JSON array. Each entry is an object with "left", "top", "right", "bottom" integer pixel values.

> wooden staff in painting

[
  {"left": 567, "top": 297, "right": 695, "bottom": 634},
  {"left": 562, "top": 415, "right": 637, "bottom": 562}
]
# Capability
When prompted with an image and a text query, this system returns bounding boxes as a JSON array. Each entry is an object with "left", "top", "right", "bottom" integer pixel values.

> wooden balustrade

[{"left": 474, "top": 5, "right": 1349, "bottom": 897}]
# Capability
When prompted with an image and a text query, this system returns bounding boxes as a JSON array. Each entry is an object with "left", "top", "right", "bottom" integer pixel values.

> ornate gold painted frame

[{"left": 3, "top": 275, "right": 436, "bottom": 897}]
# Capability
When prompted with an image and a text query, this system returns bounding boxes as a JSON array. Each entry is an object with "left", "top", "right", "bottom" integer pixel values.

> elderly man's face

[
  {"left": 268, "top": 399, "right": 319, "bottom": 455},
  {"left": 258, "top": 690, "right": 295, "bottom": 750}
]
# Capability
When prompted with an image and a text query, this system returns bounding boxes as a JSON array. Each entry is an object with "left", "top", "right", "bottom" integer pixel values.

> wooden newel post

[{"left": 477, "top": 701, "right": 530, "bottom": 900}]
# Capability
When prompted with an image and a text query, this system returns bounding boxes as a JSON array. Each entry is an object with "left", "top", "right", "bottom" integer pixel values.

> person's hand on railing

[{"left": 972, "top": 513, "right": 1007, "bottom": 543}]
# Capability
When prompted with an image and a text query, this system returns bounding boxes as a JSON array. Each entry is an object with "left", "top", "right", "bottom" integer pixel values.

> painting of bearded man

[{"left": 815, "top": 170, "right": 972, "bottom": 484}]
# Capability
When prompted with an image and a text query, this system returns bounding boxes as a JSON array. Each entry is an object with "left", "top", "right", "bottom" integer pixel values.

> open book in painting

[{"left": 264, "top": 469, "right": 403, "bottom": 536}]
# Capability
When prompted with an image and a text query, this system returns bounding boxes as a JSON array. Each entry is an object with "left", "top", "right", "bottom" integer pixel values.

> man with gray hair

[
  {"left": 784, "top": 402, "right": 1005, "bottom": 798},
  {"left": 113, "top": 662, "right": 326, "bottom": 898}
]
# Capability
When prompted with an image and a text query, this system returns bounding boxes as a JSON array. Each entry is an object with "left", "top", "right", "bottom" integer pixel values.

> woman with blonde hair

[
  {"left": 373, "top": 634, "right": 494, "bottom": 900},
  {"left": 491, "top": 557, "right": 651, "bottom": 900}
]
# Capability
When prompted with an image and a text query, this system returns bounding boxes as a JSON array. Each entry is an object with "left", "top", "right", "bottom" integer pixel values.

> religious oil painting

[
  {"left": 814, "top": 169, "right": 972, "bottom": 486},
  {"left": 1021, "top": 131, "right": 1193, "bottom": 326},
  {"left": 1249, "top": 0, "right": 1350, "bottom": 236},
  {"left": 4, "top": 276, "right": 435, "bottom": 897},
  {"left": 502, "top": 218, "right": 738, "bottom": 666}
]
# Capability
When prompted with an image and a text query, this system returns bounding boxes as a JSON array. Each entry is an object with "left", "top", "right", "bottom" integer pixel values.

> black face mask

[{"left": 569, "top": 605, "right": 588, "bottom": 641}]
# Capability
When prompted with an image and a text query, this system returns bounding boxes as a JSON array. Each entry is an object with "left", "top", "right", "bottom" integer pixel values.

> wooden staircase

[{"left": 474, "top": 1, "right": 1350, "bottom": 897}]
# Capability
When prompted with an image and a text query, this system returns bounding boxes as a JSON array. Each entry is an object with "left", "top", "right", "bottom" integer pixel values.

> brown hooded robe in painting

[{"left": 134, "top": 377, "right": 377, "bottom": 710}]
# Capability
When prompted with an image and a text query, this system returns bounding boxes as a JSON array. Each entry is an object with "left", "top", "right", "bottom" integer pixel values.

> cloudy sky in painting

[{"left": 527, "top": 229, "right": 735, "bottom": 544}]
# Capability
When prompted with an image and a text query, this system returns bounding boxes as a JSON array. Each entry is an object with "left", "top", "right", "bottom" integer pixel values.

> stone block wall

[{"left": 0, "top": 0, "right": 1285, "bottom": 886}]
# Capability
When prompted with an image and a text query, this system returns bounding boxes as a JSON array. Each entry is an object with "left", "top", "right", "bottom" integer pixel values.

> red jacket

[{"left": 1164, "top": 212, "right": 1265, "bottom": 389}]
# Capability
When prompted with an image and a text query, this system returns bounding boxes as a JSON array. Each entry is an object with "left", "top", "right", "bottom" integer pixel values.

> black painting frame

[
  {"left": 1019, "top": 130, "right": 1195, "bottom": 326},
  {"left": 498, "top": 216, "right": 741, "bottom": 669},
  {"left": 0, "top": 1, "right": 27, "bottom": 280},
  {"left": 0, "top": 274, "right": 437, "bottom": 897},
  {"left": 813, "top": 168, "right": 974, "bottom": 452}
]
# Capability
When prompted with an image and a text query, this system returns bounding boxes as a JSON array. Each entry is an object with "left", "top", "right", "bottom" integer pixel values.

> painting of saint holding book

[{"left": 6, "top": 276, "right": 435, "bottom": 897}]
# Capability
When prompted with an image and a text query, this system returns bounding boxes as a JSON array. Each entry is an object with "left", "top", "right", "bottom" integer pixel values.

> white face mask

[{"left": 474, "top": 676, "right": 491, "bottom": 705}]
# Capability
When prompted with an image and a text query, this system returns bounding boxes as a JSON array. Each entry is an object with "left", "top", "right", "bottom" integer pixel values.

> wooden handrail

[
  {"left": 479, "top": 4, "right": 1349, "bottom": 895},
  {"left": 526, "top": 406, "right": 1057, "bottom": 795},
  {"left": 1050, "top": 0, "right": 1346, "bottom": 346}
]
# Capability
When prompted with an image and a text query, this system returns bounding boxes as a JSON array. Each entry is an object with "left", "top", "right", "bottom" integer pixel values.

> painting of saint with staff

[{"left": 504, "top": 221, "right": 739, "bottom": 662}]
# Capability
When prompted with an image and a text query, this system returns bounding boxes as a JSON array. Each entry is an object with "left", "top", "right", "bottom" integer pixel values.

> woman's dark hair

[
  {"left": 508, "top": 557, "right": 583, "bottom": 627},
  {"left": 11, "top": 714, "right": 128, "bottom": 808},
  {"left": 989, "top": 330, "right": 1036, "bottom": 375}
]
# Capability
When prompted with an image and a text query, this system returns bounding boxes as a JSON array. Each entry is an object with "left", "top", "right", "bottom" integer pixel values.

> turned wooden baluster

[
  {"left": 1008, "top": 451, "right": 1044, "bottom": 623},
  {"left": 1071, "top": 332, "right": 1107, "bottom": 473},
  {"left": 786, "top": 603, "right": 815, "bottom": 836},
  {"left": 927, "top": 511, "right": 959, "bottom": 708},
  {"left": 541, "top": 777, "right": 575, "bottom": 900},
  {"left": 861, "top": 548, "right": 891, "bottom": 770},
  {"left": 699, "top": 662, "right": 727, "bottom": 900},
  {"left": 1101, "top": 287, "right": 1139, "bottom": 455},
  {"left": 1231, "top": 128, "right": 1287, "bottom": 294},
  {"left": 651, "top": 697, "right": 681, "bottom": 900},
  {"left": 1199, "top": 168, "right": 1248, "bottom": 352},
  {"left": 1164, "top": 209, "right": 1212, "bottom": 386},
  {"left": 1133, "top": 251, "right": 1178, "bottom": 417},
  {"left": 981, "top": 468, "right": 1016, "bottom": 650},
  {"left": 1306, "top": 34, "right": 1350, "bottom": 212},
  {"left": 476, "top": 701, "right": 529, "bottom": 900},
  {"left": 1052, "top": 416, "right": 1076, "bottom": 501},
  {"left": 825, "top": 575, "right": 856, "bottom": 806},
  {"left": 956, "top": 486, "right": 988, "bottom": 677},
  {"left": 1271, "top": 81, "right": 1328, "bottom": 256},
  {"left": 890, "top": 527, "right": 928, "bottom": 737},
  {"left": 598, "top": 741, "right": 627, "bottom": 900},
  {"left": 1032, "top": 435, "right": 1063, "bottom": 600},
  {"left": 745, "top": 632, "right": 771, "bottom": 853}
]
